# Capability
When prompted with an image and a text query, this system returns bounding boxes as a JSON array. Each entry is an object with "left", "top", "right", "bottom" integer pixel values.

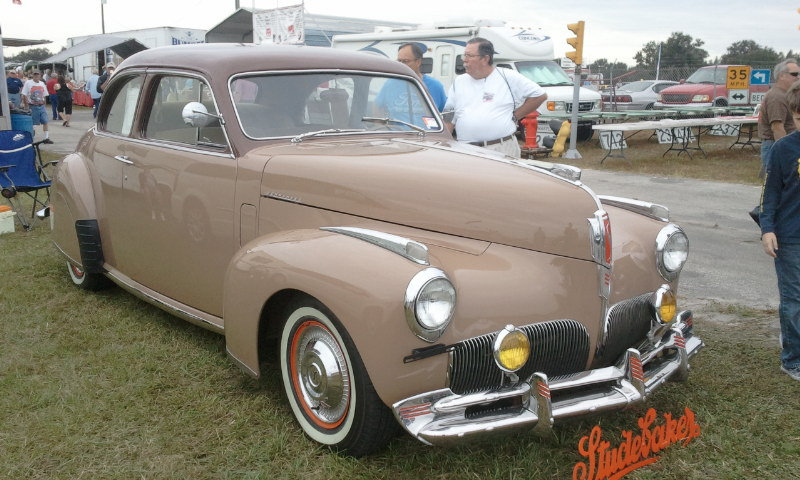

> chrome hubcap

[{"left": 294, "top": 323, "right": 350, "bottom": 424}]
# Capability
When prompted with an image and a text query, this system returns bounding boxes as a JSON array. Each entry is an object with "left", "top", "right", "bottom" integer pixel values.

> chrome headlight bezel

[
  {"left": 656, "top": 224, "right": 689, "bottom": 281},
  {"left": 404, "top": 268, "right": 456, "bottom": 343}
]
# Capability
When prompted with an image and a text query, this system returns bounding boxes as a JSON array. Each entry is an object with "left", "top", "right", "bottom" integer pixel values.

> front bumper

[{"left": 393, "top": 311, "right": 703, "bottom": 446}]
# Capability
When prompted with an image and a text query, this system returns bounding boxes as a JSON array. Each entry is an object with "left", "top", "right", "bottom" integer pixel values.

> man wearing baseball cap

[{"left": 21, "top": 70, "right": 53, "bottom": 143}]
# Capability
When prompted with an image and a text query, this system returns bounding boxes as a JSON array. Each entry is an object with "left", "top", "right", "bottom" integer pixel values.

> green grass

[
  {"left": 2, "top": 223, "right": 799, "bottom": 479},
  {"left": 546, "top": 129, "right": 764, "bottom": 185}
]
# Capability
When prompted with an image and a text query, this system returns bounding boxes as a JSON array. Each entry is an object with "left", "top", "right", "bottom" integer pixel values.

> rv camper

[{"left": 332, "top": 22, "right": 602, "bottom": 142}]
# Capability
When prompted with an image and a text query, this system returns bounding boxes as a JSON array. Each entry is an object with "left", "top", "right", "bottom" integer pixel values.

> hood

[
  {"left": 258, "top": 137, "right": 600, "bottom": 261},
  {"left": 660, "top": 83, "right": 720, "bottom": 95},
  {"left": 542, "top": 85, "right": 602, "bottom": 102}
]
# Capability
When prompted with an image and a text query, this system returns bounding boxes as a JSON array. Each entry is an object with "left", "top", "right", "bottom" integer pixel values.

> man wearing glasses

[
  {"left": 758, "top": 59, "right": 800, "bottom": 178},
  {"left": 396, "top": 43, "right": 447, "bottom": 112},
  {"left": 444, "top": 37, "right": 546, "bottom": 158}
]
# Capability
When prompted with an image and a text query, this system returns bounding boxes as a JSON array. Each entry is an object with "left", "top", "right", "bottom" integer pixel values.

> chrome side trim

[
  {"left": 103, "top": 268, "right": 225, "bottom": 334},
  {"left": 320, "top": 226, "right": 429, "bottom": 265},
  {"left": 598, "top": 195, "right": 670, "bottom": 222},
  {"left": 393, "top": 314, "right": 704, "bottom": 446}
]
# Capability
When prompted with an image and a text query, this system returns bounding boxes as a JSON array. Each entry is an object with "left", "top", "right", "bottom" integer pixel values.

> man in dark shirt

[
  {"left": 760, "top": 80, "right": 800, "bottom": 382},
  {"left": 757, "top": 59, "right": 800, "bottom": 177},
  {"left": 6, "top": 69, "right": 24, "bottom": 108}
]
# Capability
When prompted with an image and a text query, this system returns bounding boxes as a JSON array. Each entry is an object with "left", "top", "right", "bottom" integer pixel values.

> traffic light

[{"left": 565, "top": 21, "right": 585, "bottom": 65}]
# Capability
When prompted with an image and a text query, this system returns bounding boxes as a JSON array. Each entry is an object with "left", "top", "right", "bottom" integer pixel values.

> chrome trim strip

[
  {"left": 598, "top": 195, "right": 670, "bottom": 222},
  {"left": 393, "top": 315, "right": 704, "bottom": 446},
  {"left": 104, "top": 268, "right": 224, "bottom": 334},
  {"left": 320, "top": 226, "right": 429, "bottom": 265},
  {"left": 93, "top": 129, "right": 236, "bottom": 159}
]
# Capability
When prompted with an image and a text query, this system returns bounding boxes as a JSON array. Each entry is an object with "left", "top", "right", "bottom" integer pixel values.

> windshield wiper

[
  {"left": 362, "top": 116, "right": 426, "bottom": 134},
  {"left": 290, "top": 128, "right": 365, "bottom": 143}
]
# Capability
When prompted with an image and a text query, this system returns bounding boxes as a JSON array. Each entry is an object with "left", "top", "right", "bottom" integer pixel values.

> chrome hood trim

[
  {"left": 599, "top": 195, "right": 670, "bottom": 222},
  {"left": 321, "top": 226, "right": 429, "bottom": 265}
]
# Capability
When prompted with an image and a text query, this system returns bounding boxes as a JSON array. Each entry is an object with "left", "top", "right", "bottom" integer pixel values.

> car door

[
  {"left": 119, "top": 73, "right": 236, "bottom": 316},
  {"left": 92, "top": 73, "right": 145, "bottom": 269}
]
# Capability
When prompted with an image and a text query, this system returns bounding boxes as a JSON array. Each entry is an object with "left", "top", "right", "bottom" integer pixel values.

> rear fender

[
  {"left": 223, "top": 228, "right": 449, "bottom": 405},
  {"left": 52, "top": 153, "right": 98, "bottom": 264}
]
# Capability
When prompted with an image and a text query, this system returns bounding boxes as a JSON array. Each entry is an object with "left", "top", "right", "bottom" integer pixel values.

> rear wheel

[
  {"left": 279, "top": 298, "right": 397, "bottom": 456},
  {"left": 66, "top": 261, "right": 111, "bottom": 291}
]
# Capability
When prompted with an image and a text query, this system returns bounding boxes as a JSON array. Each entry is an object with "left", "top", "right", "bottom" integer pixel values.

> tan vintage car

[{"left": 50, "top": 44, "right": 702, "bottom": 456}]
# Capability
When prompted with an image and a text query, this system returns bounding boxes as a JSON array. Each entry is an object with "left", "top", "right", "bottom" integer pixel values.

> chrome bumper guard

[{"left": 393, "top": 312, "right": 703, "bottom": 446}]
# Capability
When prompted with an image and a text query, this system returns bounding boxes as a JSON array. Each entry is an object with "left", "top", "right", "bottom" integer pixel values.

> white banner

[{"left": 253, "top": 5, "right": 305, "bottom": 45}]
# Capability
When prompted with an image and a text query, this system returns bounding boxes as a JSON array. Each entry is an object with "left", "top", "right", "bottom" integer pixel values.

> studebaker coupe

[{"left": 50, "top": 44, "right": 702, "bottom": 456}]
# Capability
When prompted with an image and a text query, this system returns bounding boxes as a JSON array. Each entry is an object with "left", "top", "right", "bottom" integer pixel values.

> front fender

[
  {"left": 52, "top": 152, "right": 98, "bottom": 264},
  {"left": 223, "top": 228, "right": 450, "bottom": 406}
]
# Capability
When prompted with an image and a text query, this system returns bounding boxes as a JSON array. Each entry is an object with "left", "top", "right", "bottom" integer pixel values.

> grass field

[
  {"left": 2, "top": 220, "right": 800, "bottom": 479},
  {"left": 538, "top": 127, "right": 764, "bottom": 186}
]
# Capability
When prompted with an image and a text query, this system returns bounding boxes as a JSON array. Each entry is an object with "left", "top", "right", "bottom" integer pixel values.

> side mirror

[{"left": 182, "top": 102, "right": 214, "bottom": 127}]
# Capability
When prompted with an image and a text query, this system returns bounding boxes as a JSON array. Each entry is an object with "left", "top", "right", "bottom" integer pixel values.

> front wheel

[
  {"left": 66, "top": 261, "right": 110, "bottom": 291},
  {"left": 279, "top": 298, "right": 397, "bottom": 456}
]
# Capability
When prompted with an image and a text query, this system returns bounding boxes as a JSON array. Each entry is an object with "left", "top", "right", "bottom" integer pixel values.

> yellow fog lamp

[
  {"left": 653, "top": 285, "right": 677, "bottom": 324},
  {"left": 493, "top": 325, "right": 531, "bottom": 372}
]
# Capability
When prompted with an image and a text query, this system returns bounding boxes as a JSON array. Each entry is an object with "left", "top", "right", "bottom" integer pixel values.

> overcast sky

[{"left": 1, "top": 0, "right": 797, "bottom": 65}]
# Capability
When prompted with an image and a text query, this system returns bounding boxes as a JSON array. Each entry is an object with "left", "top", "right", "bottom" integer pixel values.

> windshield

[
  {"left": 514, "top": 61, "right": 572, "bottom": 86},
  {"left": 617, "top": 81, "right": 652, "bottom": 92},
  {"left": 686, "top": 67, "right": 727, "bottom": 85},
  {"left": 230, "top": 72, "right": 441, "bottom": 139}
]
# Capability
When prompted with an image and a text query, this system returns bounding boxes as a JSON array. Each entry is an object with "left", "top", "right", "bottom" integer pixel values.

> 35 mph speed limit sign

[{"left": 727, "top": 66, "right": 751, "bottom": 89}]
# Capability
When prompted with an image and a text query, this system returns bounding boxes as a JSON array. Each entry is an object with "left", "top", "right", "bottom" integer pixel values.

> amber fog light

[
  {"left": 653, "top": 285, "right": 677, "bottom": 324},
  {"left": 493, "top": 326, "right": 530, "bottom": 372}
]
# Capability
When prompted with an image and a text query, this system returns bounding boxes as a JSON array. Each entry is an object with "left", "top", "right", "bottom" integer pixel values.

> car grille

[
  {"left": 596, "top": 293, "right": 653, "bottom": 366},
  {"left": 448, "top": 319, "right": 590, "bottom": 395},
  {"left": 660, "top": 93, "right": 692, "bottom": 104},
  {"left": 566, "top": 102, "right": 595, "bottom": 113}
]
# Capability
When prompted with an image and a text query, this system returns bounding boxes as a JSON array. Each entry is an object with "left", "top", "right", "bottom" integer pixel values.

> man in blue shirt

[
  {"left": 6, "top": 69, "right": 24, "bottom": 108},
  {"left": 760, "top": 80, "right": 800, "bottom": 382},
  {"left": 394, "top": 42, "right": 446, "bottom": 112}
]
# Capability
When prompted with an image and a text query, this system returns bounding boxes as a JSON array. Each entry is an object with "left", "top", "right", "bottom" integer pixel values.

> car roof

[{"left": 117, "top": 43, "right": 414, "bottom": 78}]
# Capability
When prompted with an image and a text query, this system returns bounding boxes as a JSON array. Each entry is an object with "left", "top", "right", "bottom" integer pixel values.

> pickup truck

[{"left": 654, "top": 65, "right": 768, "bottom": 109}]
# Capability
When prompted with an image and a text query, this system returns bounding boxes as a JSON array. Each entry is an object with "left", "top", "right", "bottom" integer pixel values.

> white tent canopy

[{"left": 44, "top": 34, "right": 148, "bottom": 63}]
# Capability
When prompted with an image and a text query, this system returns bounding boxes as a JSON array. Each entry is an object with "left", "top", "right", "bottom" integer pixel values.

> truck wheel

[
  {"left": 66, "top": 261, "right": 111, "bottom": 291},
  {"left": 577, "top": 124, "right": 594, "bottom": 142},
  {"left": 279, "top": 298, "right": 397, "bottom": 456}
]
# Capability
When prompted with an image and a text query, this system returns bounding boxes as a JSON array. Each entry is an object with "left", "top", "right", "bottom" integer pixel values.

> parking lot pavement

[{"left": 35, "top": 106, "right": 95, "bottom": 155}]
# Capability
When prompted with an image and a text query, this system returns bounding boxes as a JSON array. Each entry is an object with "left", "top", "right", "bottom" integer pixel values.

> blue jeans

[
  {"left": 760, "top": 139, "right": 774, "bottom": 177},
  {"left": 775, "top": 242, "right": 800, "bottom": 369},
  {"left": 49, "top": 93, "right": 59, "bottom": 120}
]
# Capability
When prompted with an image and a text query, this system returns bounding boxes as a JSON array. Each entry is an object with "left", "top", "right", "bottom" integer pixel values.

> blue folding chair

[{"left": 0, "top": 130, "right": 57, "bottom": 230}]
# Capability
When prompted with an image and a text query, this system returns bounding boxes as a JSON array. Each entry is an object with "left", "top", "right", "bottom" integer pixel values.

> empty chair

[{"left": 0, "top": 130, "right": 57, "bottom": 230}]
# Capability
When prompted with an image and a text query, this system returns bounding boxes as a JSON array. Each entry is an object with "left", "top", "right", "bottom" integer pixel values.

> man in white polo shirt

[
  {"left": 21, "top": 70, "right": 53, "bottom": 143},
  {"left": 444, "top": 37, "right": 546, "bottom": 157}
]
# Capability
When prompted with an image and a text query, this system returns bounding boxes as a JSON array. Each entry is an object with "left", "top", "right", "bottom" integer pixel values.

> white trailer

[{"left": 332, "top": 23, "right": 601, "bottom": 142}]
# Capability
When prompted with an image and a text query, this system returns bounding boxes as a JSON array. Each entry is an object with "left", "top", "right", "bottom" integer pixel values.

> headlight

[
  {"left": 652, "top": 284, "right": 677, "bottom": 324},
  {"left": 404, "top": 268, "right": 456, "bottom": 342},
  {"left": 691, "top": 94, "right": 710, "bottom": 103},
  {"left": 493, "top": 325, "right": 530, "bottom": 372},
  {"left": 656, "top": 224, "right": 689, "bottom": 281},
  {"left": 547, "top": 101, "right": 566, "bottom": 112}
]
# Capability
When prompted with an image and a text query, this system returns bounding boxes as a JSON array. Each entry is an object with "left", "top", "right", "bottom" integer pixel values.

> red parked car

[{"left": 654, "top": 65, "right": 768, "bottom": 108}]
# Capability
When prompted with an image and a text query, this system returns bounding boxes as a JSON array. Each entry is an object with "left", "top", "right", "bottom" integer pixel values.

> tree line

[{"left": 589, "top": 32, "right": 794, "bottom": 82}]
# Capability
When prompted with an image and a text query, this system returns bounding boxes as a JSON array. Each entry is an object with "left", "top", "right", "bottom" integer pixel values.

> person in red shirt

[{"left": 46, "top": 73, "right": 59, "bottom": 121}]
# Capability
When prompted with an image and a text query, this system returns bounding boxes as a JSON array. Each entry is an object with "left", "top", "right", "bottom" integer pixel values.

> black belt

[{"left": 469, "top": 134, "right": 515, "bottom": 147}]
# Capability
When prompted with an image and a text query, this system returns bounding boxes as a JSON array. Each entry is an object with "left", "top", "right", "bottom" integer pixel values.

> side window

[
  {"left": 145, "top": 76, "right": 224, "bottom": 147},
  {"left": 653, "top": 83, "right": 670, "bottom": 93},
  {"left": 103, "top": 76, "right": 143, "bottom": 136}
]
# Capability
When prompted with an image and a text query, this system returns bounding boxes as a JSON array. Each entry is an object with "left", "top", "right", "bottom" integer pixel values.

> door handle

[{"left": 114, "top": 155, "right": 133, "bottom": 165}]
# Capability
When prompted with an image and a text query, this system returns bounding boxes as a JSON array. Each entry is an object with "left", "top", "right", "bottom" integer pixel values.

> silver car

[{"left": 602, "top": 80, "right": 678, "bottom": 111}]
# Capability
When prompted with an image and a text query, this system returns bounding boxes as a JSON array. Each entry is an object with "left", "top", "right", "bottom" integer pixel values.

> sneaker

[
  {"left": 42, "top": 138, "right": 54, "bottom": 144},
  {"left": 780, "top": 365, "right": 800, "bottom": 382}
]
